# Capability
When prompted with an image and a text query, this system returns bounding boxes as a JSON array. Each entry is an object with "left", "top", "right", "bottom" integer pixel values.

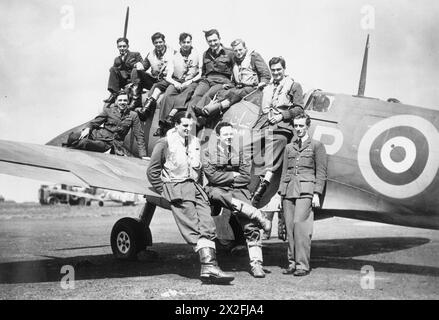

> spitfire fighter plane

[{"left": 0, "top": 20, "right": 438, "bottom": 261}]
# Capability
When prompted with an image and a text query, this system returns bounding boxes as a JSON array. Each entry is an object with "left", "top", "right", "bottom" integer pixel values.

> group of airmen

[{"left": 65, "top": 28, "right": 328, "bottom": 284}]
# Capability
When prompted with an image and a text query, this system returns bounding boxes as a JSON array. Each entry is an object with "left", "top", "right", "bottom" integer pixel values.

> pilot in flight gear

[
  {"left": 251, "top": 56, "right": 304, "bottom": 207},
  {"left": 202, "top": 122, "right": 272, "bottom": 278},
  {"left": 66, "top": 91, "right": 147, "bottom": 158},
  {"left": 197, "top": 39, "right": 271, "bottom": 123},
  {"left": 278, "top": 112, "right": 327, "bottom": 276},
  {"left": 146, "top": 111, "right": 234, "bottom": 284}
]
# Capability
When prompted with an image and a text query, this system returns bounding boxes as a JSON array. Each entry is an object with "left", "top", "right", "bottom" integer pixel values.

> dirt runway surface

[{"left": 0, "top": 203, "right": 438, "bottom": 300}]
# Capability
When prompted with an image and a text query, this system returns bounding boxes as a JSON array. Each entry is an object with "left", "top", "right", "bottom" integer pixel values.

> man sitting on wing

[
  {"left": 66, "top": 91, "right": 147, "bottom": 158},
  {"left": 197, "top": 39, "right": 271, "bottom": 121}
]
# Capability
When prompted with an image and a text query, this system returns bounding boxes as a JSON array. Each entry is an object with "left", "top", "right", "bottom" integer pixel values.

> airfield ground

[{"left": 0, "top": 202, "right": 438, "bottom": 300}]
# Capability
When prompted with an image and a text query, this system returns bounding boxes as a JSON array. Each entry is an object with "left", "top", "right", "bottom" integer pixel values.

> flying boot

[
  {"left": 137, "top": 96, "right": 156, "bottom": 121},
  {"left": 128, "top": 84, "right": 142, "bottom": 111},
  {"left": 251, "top": 178, "right": 270, "bottom": 207},
  {"left": 103, "top": 91, "right": 117, "bottom": 104},
  {"left": 248, "top": 241, "right": 265, "bottom": 278},
  {"left": 232, "top": 199, "right": 272, "bottom": 233},
  {"left": 198, "top": 247, "right": 234, "bottom": 284},
  {"left": 202, "top": 99, "right": 230, "bottom": 117}
]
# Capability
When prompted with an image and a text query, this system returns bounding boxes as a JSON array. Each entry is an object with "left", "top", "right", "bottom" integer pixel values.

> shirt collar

[
  {"left": 180, "top": 47, "right": 193, "bottom": 57},
  {"left": 154, "top": 46, "right": 167, "bottom": 59}
]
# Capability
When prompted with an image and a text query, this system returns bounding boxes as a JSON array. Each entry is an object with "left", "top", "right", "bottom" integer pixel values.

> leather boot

[
  {"left": 137, "top": 97, "right": 155, "bottom": 121},
  {"left": 152, "top": 126, "right": 164, "bottom": 137},
  {"left": 233, "top": 199, "right": 271, "bottom": 231},
  {"left": 248, "top": 244, "right": 265, "bottom": 278},
  {"left": 232, "top": 199, "right": 271, "bottom": 233},
  {"left": 251, "top": 179, "right": 270, "bottom": 207},
  {"left": 198, "top": 247, "right": 234, "bottom": 284},
  {"left": 202, "top": 101, "right": 222, "bottom": 116},
  {"left": 128, "top": 84, "right": 142, "bottom": 110},
  {"left": 103, "top": 92, "right": 117, "bottom": 103}
]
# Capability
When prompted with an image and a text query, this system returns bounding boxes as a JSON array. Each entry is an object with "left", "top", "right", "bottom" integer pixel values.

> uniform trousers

[
  {"left": 159, "top": 82, "right": 198, "bottom": 123},
  {"left": 165, "top": 181, "right": 217, "bottom": 248},
  {"left": 107, "top": 67, "right": 130, "bottom": 93},
  {"left": 282, "top": 197, "right": 314, "bottom": 271},
  {"left": 206, "top": 186, "right": 261, "bottom": 244}
]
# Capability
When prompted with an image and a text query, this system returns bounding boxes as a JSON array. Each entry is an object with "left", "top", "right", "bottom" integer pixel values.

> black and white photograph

[{"left": 0, "top": 0, "right": 438, "bottom": 303}]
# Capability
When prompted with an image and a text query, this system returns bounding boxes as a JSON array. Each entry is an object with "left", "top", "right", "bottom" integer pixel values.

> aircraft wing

[{"left": 0, "top": 139, "right": 154, "bottom": 196}]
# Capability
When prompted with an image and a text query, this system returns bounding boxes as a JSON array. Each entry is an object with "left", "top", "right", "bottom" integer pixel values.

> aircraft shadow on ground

[{"left": 0, "top": 237, "right": 435, "bottom": 284}]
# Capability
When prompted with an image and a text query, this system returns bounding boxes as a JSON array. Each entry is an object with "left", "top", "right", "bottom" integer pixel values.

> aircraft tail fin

[{"left": 357, "top": 34, "right": 370, "bottom": 97}]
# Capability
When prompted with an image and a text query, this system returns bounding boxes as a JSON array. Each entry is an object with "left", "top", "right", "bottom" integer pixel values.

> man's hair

[
  {"left": 203, "top": 29, "right": 220, "bottom": 39},
  {"left": 269, "top": 56, "right": 286, "bottom": 69},
  {"left": 151, "top": 32, "right": 165, "bottom": 43},
  {"left": 174, "top": 111, "right": 193, "bottom": 124},
  {"left": 116, "top": 90, "right": 130, "bottom": 102},
  {"left": 116, "top": 37, "right": 129, "bottom": 45},
  {"left": 231, "top": 39, "right": 246, "bottom": 48},
  {"left": 179, "top": 32, "right": 192, "bottom": 42},
  {"left": 215, "top": 121, "right": 233, "bottom": 135},
  {"left": 293, "top": 112, "right": 311, "bottom": 126}
]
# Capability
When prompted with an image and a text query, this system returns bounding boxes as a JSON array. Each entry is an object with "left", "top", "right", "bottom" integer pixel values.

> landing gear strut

[{"left": 110, "top": 201, "right": 156, "bottom": 260}]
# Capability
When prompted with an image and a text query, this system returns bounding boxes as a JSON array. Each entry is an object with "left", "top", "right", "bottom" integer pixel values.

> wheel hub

[{"left": 116, "top": 231, "right": 130, "bottom": 254}]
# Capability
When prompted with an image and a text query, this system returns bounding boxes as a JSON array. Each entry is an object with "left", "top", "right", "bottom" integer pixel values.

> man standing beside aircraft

[
  {"left": 202, "top": 122, "right": 271, "bottom": 278},
  {"left": 103, "top": 38, "right": 143, "bottom": 104},
  {"left": 197, "top": 39, "right": 271, "bottom": 119},
  {"left": 189, "top": 29, "right": 234, "bottom": 116},
  {"left": 251, "top": 56, "right": 304, "bottom": 206},
  {"left": 147, "top": 111, "right": 234, "bottom": 284},
  {"left": 67, "top": 91, "right": 147, "bottom": 158},
  {"left": 278, "top": 112, "right": 327, "bottom": 276}
]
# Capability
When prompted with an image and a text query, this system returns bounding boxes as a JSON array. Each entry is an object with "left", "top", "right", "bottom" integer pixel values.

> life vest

[
  {"left": 161, "top": 128, "right": 200, "bottom": 183},
  {"left": 232, "top": 50, "right": 258, "bottom": 86},
  {"left": 146, "top": 46, "right": 173, "bottom": 79},
  {"left": 172, "top": 48, "right": 200, "bottom": 82},
  {"left": 261, "top": 76, "right": 295, "bottom": 114}
]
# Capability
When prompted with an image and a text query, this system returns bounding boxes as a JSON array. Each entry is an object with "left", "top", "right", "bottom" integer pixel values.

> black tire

[
  {"left": 110, "top": 218, "right": 146, "bottom": 261},
  {"left": 48, "top": 197, "right": 60, "bottom": 205},
  {"left": 98, "top": 201, "right": 104, "bottom": 207}
]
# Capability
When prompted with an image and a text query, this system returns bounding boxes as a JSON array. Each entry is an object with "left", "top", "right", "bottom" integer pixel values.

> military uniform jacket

[
  {"left": 253, "top": 77, "right": 304, "bottom": 135},
  {"left": 112, "top": 51, "right": 143, "bottom": 74},
  {"left": 87, "top": 105, "right": 147, "bottom": 158},
  {"left": 202, "top": 46, "right": 234, "bottom": 80},
  {"left": 278, "top": 137, "right": 327, "bottom": 199},
  {"left": 202, "top": 141, "right": 251, "bottom": 189}
]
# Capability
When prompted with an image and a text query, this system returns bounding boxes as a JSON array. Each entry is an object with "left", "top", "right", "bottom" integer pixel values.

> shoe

[
  {"left": 250, "top": 263, "right": 266, "bottom": 278},
  {"left": 163, "top": 115, "right": 174, "bottom": 127},
  {"left": 142, "top": 96, "right": 155, "bottom": 113},
  {"left": 251, "top": 179, "right": 270, "bottom": 207},
  {"left": 152, "top": 127, "right": 163, "bottom": 137},
  {"left": 293, "top": 269, "right": 310, "bottom": 277},
  {"left": 198, "top": 247, "right": 234, "bottom": 284},
  {"left": 282, "top": 266, "right": 296, "bottom": 275},
  {"left": 193, "top": 105, "right": 205, "bottom": 117},
  {"left": 128, "top": 84, "right": 142, "bottom": 110},
  {"left": 103, "top": 92, "right": 117, "bottom": 103}
]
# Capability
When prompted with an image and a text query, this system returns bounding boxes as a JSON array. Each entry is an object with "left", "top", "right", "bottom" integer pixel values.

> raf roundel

[{"left": 357, "top": 115, "right": 439, "bottom": 199}]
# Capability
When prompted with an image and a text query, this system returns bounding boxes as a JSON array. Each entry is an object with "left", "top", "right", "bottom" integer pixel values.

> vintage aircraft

[{"left": 0, "top": 11, "right": 438, "bottom": 261}]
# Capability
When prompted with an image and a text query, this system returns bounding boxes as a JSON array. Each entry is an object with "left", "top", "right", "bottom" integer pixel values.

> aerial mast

[{"left": 357, "top": 34, "right": 370, "bottom": 97}]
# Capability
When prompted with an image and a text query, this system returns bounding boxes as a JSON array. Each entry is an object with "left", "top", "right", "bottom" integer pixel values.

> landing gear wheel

[{"left": 110, "top": 218, "right": 147, "bottom": 261}]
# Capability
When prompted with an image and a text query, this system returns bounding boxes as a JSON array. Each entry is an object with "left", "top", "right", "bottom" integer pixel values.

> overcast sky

[{"left": 1, "top": 0, "right": 438, "bottom": 202}]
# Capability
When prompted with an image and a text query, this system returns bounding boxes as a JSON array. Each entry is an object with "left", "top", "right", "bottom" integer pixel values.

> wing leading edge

[{"left": 0, "top": 139, "right": 155, "bottom": 195}]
